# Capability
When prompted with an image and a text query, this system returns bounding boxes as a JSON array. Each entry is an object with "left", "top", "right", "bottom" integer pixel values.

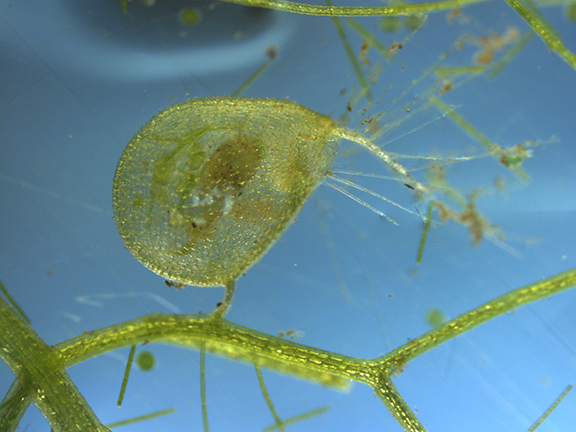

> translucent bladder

[
  {"left": 113, "top": 97, "right": 340, "bottom": 287},
  {"left": 113, "top": 96, "right": 436, "bottom": 288}
]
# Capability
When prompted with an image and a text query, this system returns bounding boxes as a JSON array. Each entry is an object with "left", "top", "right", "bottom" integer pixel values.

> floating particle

[
  {"left": 380, "top": 16, "right": 400, "bottom": 32},
  {"left": 136, "top": 351, "right": 155, "bottom": 371},
  {"left": 425, "top": 308, "right": 446, "bottom": 328},
  {"left": 179, "top": 7, "right": 201, "bottom": 26}
]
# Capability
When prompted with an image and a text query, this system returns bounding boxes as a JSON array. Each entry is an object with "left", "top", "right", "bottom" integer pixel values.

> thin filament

[
  {"left": 324, "top": 180, "right": 398, "bottom": 225},
  {"left": 328, "top": 174, "right": 419, "bottom": 217}
]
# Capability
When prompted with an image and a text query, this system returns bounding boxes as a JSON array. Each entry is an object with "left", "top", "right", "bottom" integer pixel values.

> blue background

[{"left": 1, "top": 0, "right": 576, "bottom": 431}]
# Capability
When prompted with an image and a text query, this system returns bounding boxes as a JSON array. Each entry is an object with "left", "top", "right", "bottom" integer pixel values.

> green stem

[
  {"left": 327, "top": 0, "right": 373, "bottom": 101},
  {"left": 216, "top": 0, "right": 576, "bottom": 72},
  {"left": 211, "top": 280, "right": 237, "bottom": 319},
  {"left": 200, "top": 341, "right": 209, "bottom": 432},
  {"left": 347, "top": 18, "right": 394, "bottom": 61},
  {"left": 374, "top": 378, "right": 427, "bottom": 432},
  {"left": 117, "top": 344, "right": 136, "bottom": 406},
  {"left": 262, "top": 406, "right": 330, "bottom": 432},
  {"left": 56, "top": 315, "right": 363, "bottom": 388},
  {"left": 0, "top": 380, "right": 33, "bottom": 432},
  {"left": 487, "top": 30, "right": 535, "bottom": 78},
  {"left": 369, "top": 267, "right": 576, "bottom": 432},
  {"left": 0, "top": 298, "right": 111, "bottom": 432},
  {"left": 0, "top": 280, "right": 30, "bottom": 324},
  {"left": 2, "top": 268, "right": 575, "bottom": 432},
  {"left": 527, "top": 384, "right": 573, "bottom": 432},
  {"left": 416, "top": 201, "right": 434, "bottom": 264},
  {"left": 105, "top": 408, "right": 176, "bottom": 428},
  {"left": 254, "top": 360, "right": 286, "bottom": 432},
  {"left": 232, "top": 61, "right": 273, "bottom": 97},
  {"left": 220, "top": 0, "right": 487, "bottom": 16},
  {"left": 503, "top": 0, "right": 576, "bottom": 70},
  {"left": 380, "top": 267, "right": 576, "bottom": 368}
]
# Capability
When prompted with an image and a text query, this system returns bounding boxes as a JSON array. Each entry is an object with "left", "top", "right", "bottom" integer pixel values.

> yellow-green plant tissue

[{"left": 113, "top": 97, "right": 339, "bottom": 287}]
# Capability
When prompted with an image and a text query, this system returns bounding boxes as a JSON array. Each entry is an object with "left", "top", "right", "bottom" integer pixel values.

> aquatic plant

[{"left": 1, "top": 0, "right": 575, "bottom": 431}]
